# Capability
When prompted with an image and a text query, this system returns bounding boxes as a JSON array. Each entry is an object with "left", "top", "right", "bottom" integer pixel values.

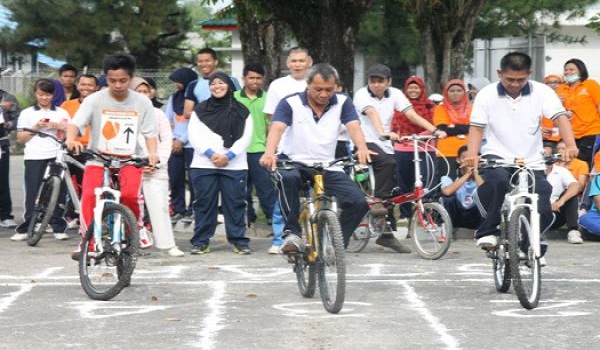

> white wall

[{"left": 545, "top": 25, "right": 600, "bottom": 80}]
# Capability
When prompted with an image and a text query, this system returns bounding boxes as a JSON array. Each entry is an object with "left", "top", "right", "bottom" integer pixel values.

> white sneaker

[
  {"left": 167, "top": 246, "right": 185, "bottom": 257},
  {"left": 10, "top": 233, "right": 27, "bottom": 241},
  {"left": 53, "top": 232, "right": 69, "bottom": 240},
  {"left": 476, "top": 235, "right": 498, "bottom": 249},
  {"left": 139, "top": 227, "right": 154, "bottom": 249},
  {"left": 0, "top": 219, "right": 17, "bottom": 228},
  {"left": 567, "top": 230, "right": 583, "bottom": 244},
  {"left": 539, "top": 256, "right": 547, "bottom": 267},
  {"left": 268, "top": 245, "right": 281, "bottom": 255},
  {"left": 66, "top": 218, "right": 79, "bottom": 230}
]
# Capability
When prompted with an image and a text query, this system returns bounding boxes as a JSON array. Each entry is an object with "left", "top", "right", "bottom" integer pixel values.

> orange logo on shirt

[{"left": 102, "top": 121, "right": 120, "bottom": 140}]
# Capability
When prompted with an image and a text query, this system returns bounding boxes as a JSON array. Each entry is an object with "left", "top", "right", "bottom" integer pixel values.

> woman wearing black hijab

[{"left": 188, "top": 71, "right": 254, "bottom": 255}]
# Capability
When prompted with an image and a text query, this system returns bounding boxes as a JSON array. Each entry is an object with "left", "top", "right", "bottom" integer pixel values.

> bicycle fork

[{"left": 93, "top": 185, "right": 122, "bottom": 254}]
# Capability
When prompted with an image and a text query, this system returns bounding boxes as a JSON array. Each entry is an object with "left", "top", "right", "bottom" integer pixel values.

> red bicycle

[{"left": 348, "top": 134, "right": 453, "bottom": 260}]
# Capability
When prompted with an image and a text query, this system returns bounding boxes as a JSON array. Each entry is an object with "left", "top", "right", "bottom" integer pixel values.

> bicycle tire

[
  {"left": 346, "top": 216, "right": 370, "bottom": 253},
  {"left": 27, "top": 176, "right": 61, "bottom": 246},
  {"left": 296, "top": 210, "right": 316, "bottom": 298},
  {"left": 317, "top": 210, "right": 346, "bottom": 314},
  {"left": 508, "top": 206, "right": 541, "bottom": 309},
  {"left": 410, "top": 202, "right": 453, "bottom": 260},
  {"left": 493, "top": 214, "right": 511, "bottom": 292},
  {"left": 79, "top": 203, "right": 139, "bottom": 301}
]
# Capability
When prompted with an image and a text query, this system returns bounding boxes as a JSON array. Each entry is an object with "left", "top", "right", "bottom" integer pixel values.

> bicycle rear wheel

[
  {"left": 317, "top": 210, "right": 346, "bottom": 314},
  {"left": 296, "top": 210, "right": 316, "bottom": 298},
  {"left": 410, "top": 202, "right": 453, "bottom": 260},
  {"left": 79, "top": 203, "right": 139, "bottom": 301},
  {"left": 27, "top": 176, "right": 61, "bottom": 246},
  {"left": 508, "top": 207, "right": 541, "bottom": 309},
  {"left": 493, "top": 215, "right": 511, "bottom": 292}
]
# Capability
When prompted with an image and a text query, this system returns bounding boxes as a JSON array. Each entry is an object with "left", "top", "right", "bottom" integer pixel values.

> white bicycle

[{"left": 480, "top": 154, "right": 560, "bottom": 309}]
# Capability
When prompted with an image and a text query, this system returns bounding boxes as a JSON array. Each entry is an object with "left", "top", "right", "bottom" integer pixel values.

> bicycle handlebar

[
  {"left": 379, "top": 134, "right": 439, "bottom": 142},
  {"left": 275, "top": 155, "right": 355, "bottom": 171},
  {"left": 83, "top": 149, "right": 154, "bottom": 169},
  {"left": 478, "top": 154, "right": 562, "bottom": 168}
]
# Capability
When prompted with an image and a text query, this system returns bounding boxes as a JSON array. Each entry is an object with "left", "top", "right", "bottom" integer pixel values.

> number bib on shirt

[{"left": 98, "top": 110, "right": 139, "bottom": 156}]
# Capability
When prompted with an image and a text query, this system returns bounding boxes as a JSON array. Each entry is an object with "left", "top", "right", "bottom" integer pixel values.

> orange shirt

[
  {"left": 61, "top": 98, "right": 90, "bottom": 146},
  {"left": 541, "top": 117, "right": 561, "bottom": 142},
  {"left": 555, "top": 79, "right": 600, "bottom": 139},
  {"left": 566, "top": 158, "right": 589, "bottom": 179},
  {"left": 433, "top": 104, "right": 469, "bottom": 157}
]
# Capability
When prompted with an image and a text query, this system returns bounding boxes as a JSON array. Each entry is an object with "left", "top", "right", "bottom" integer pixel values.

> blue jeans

[
  {"left": 168, "top": 147, "right": 195, "bottom": 215},
  {"left": 190, "top": 168, "right": 250, "bottom": 247},
  {"left": 271, "top": 200, "right": 284, "bottom": 246},
  {"left": 246, "top": 152, "right": 276, "bottom": 223}
]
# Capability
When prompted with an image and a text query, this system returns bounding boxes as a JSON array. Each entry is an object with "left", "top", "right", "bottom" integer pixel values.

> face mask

[{"left": 564, "top": 75, "right": 580, "bottom": 84}]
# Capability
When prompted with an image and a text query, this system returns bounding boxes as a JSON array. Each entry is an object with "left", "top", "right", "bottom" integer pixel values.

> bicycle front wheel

[
  {"left": 296, "top": 210, "right": 316, "bottom": 298},
  {"left": 493, "top": 215, "right": 511, "bottom": 293},
  {"left": 27, "top": 176, "right": 61, "bottom": 246},
  {"left": 79, "top": 203, "right": 139, "bottom": 301},
  {"left": 410, "top": 202, "right": 453, "bottom": 260},
  {"left": 508, "top": 207, "right": 541, "bottom": 309},
  {"left": 317, "top": 210, "right": 346, "bottom": 314}
]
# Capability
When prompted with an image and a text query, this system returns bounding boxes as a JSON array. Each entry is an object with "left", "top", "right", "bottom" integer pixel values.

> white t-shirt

[
  {"left": 264, "top": 75, "right": 307, "bottom": 156},
  {"left": 470, "top": 81, "right": 566, "bottom": 168},
  {"left": 353, "top": 86, "right": 412, "bottom": 154},
  {"left": 546, "top": 164, "right": 577, "bottom": 202},
  {"left": 17, "top": 105, "right": 70, "bottom": 160}
]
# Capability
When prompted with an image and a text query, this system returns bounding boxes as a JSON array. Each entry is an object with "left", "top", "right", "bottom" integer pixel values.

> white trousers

[{"left": 142, "top": 177, "right": 177, "bottom": 250}]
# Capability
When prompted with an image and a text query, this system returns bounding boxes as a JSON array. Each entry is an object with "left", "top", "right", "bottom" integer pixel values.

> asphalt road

[{"left": 2, "top": 155, "right": 600, "bottom": 350}]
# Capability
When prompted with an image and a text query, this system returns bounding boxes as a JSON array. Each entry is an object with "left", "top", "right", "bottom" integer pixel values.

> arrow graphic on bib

[{"left": 123, "top": 127, "right": 134, "bottom": 143}]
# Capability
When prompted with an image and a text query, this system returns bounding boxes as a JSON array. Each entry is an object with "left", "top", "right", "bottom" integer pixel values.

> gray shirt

[{"left": 72, "top": 89, "right": 156, "bottom": 156}]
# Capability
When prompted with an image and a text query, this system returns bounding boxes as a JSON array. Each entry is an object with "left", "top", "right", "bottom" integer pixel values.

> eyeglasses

[{"left": 545, "top": 81, "right": 561, "bottom": 84}]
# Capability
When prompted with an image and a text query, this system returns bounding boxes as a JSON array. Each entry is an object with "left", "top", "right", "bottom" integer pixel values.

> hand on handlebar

[
  {"left": 461, "top": 152, "right": 479, "bottom": 169},
  {"left": 433, "top": 130, "right": 447, "bottom": 139},
  {"left": 562, "top": 145, "right": 578, "bottom": 163},
  {"left": 259, "top": 153, "right": 278, "bottom": 171},
  {"left": 65, "top": 140, "right": 84, "bottom": 155}
]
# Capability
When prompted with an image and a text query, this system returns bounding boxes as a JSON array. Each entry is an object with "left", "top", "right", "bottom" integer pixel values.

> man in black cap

[{"left": 352, "top": 63, "right": 445, "bottom": 253}]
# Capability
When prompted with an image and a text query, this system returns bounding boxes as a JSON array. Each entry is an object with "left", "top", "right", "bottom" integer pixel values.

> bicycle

[
  {"left": 347, "top": 134, "right": 453, "bottom": 260},
  {"left": 479, "top": 154, "right": 560, "bottom": 309},
  {"left": 275, "top": 157, "right": 350, "bottom": 314},
  {"left": 21, "top": 128, "right": 85, "bottom": 247},
  {"left": 78, "top": 150, "right": 149, "bottom": 301}
]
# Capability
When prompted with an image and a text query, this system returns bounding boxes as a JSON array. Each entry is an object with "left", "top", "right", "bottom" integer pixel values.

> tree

[{"left": 2, "top": 0, "right": 192, "bottom": 68}]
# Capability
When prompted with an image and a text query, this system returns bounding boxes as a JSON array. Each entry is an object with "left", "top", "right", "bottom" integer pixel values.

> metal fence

[{"left": 0, "top": 68, "right": 180, "bottom": 104}]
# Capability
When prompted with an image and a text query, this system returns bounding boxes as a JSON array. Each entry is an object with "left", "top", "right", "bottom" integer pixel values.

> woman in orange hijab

[{"left": 433, "top": 79, "right": 472, "bottom": 177}]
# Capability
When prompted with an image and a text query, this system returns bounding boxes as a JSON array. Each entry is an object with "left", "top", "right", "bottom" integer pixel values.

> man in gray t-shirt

[{"left": 65, "top": 53, "right": 158, "bottom": 260}]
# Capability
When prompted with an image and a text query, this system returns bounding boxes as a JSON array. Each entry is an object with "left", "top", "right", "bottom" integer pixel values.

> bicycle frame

[{"left": 505, "top": 168, "right": 541, "bottom": 258}]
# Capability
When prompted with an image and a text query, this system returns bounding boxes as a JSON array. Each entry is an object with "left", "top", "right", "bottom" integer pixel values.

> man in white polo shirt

[
  {"left": 353, "top": 63, "right": 446, "bottom": 253},
  {"left": 260, "top": 63, "right": 371, "bottom": 253},
  {"left": 464, "top": 52, "right": 578, "bottom": 251}
]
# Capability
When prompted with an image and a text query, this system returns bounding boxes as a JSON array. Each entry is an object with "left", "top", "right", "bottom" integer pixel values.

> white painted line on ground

[
  {"left": 273, "top": 301, "right": 370, "bottom": 318},
  {"left": 401, "top": 281, "right": 461, "bottom": 350},
  {"left": 193, "top": 281, "right": 226, "bottom": 350},
  {"left": 0, "top": 285, "right": 34, "bottom": 314},
  {"left": 69, "top": 301, "right": 170, "bottom": 319},
  {"left": 491, "top": 300, "right": 591, "bottom": 317}
]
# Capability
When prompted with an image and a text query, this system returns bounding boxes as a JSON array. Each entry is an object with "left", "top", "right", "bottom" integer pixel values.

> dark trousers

[
  {"left": 0, "top": 145, "right": 13, "bottom": 220},
  {"left": 442, "top": 196, "right": 482, "bottom": 229},
  {"left": 475, "top": 167, "right": 552, "bottom": 239},
  {"left": 190, "top": 168, "right": 249, "bottom": 247},
  {"left": 576, "top": 135, "right": 597, "bottom": 169},
  {"left": 276, "top": 168, "right": 368, "bottom": 246},
  {"left": 246, "top": 152, "right": 276, "bottom": 223},
  {"left": 17, "top": 159, "right": 67, "bottom": 233},
  {"left": 367, "top": 143, "right": 397, "bottom": 199},
  {"left": 395, "top": 150, "right": 436, "bottom": 218},
  {"left": 168, "top": 148, "right": 195, "bottom": 215},
  {"left": 551, "top": 195, "right": 579, "bottom": 230}
]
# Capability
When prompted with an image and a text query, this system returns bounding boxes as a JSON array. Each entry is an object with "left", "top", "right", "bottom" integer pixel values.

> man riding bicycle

[
  {"left": 65, "top": 53, "right": 159, "bottom": 260},
  {"left": 463, "top": 52, "right": 578, "bottom": 253},
  {"left": 259, "top": 63, "right": 371, "bottom": 252}
]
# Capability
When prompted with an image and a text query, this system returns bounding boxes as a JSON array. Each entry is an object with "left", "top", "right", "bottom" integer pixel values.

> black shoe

[
  {"left": 233, "top": 245, "right": 252, "bottom": 255},
  {"left": 375, "top": 235, "right": 411, "bottom": 253},
  {"left": 190, "top": 245, "right": 210, "bottom": 255}
]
